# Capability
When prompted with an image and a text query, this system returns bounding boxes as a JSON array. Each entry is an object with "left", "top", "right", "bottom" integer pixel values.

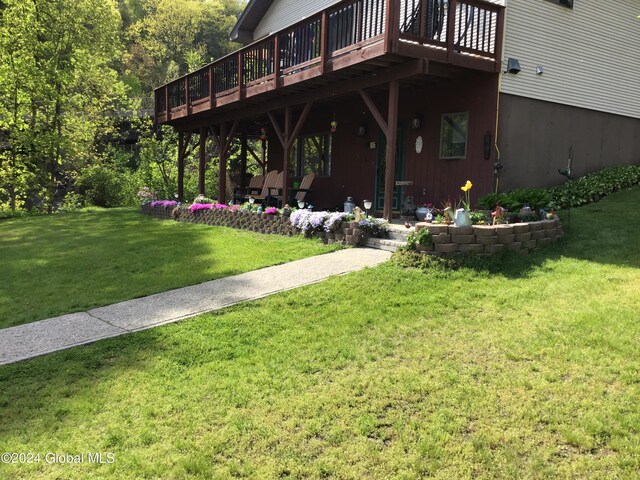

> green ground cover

[
  {"left": 1, "top": 189, "right": 639, "bottom": 479},
  {"left": 0, "top": 208, "right": 338, "bottom": 329}
]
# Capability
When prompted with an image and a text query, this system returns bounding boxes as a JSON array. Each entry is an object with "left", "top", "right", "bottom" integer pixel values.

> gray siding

[
  {"left": 254, "top": 0, "right": 341, "bottom": 40},
  {"left": 501, "top": 0, "right": 640, "bottom": 119},
  {"left": 498, "top": 94, "right": 640, "bottom": 191}
]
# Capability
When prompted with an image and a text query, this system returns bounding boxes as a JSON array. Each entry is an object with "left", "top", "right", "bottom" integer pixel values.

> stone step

[
  {"left": 364, "top": 237, "right": 406, "bottom": 252},
  {"left": 387, "top": 230, "right": 411, "bottom": 241}
]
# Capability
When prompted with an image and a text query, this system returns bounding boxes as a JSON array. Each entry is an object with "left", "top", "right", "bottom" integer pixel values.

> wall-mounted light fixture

[
  {"left": 357, "top": 124, "right": 367, "bottom": 136},
  {"left": 411, "top": 114, "right": 422, "bottom": 129},
  {"left": 536, "top": 65, "right": 544, "bottom": 75},
  {"left": 505, "top": 58, "right": 521, "bottom": 74}
]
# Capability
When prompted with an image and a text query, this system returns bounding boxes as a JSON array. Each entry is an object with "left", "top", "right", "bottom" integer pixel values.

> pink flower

[
  {"left": 264, "top": 207, "right": 278, "bottom": 215},
  {"left": 190, "top": 203, "right": 212, "bottom": 212}
]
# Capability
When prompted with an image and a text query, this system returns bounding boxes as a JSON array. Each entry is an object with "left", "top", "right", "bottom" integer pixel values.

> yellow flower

[{"left": 461, "top": 180, "right": 472, "bottom": 192}]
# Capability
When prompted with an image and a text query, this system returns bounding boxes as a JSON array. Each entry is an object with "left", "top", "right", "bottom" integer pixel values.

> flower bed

[
  {"left": 141, "top": 203, "right": 389, "bottom": 246},
  {"left": 414, "top": 217, "right": 563, "bottom": 255},
  {"left": 141, "top": 202, "right": 176, "bottom": 220}
]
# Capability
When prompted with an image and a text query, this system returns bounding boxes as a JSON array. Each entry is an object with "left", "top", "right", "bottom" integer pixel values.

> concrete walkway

[{"left": 0, "top": 248, "right": 391, "bottom": 366}]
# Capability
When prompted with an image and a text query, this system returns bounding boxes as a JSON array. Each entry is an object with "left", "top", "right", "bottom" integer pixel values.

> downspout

[{"left": 494, "top": 72, "right": 502, "bottom": 194}]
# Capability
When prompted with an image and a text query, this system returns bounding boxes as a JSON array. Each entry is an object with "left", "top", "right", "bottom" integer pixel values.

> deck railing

[{"left": 155, "top": 0, "right": 503, "bottom": 121}]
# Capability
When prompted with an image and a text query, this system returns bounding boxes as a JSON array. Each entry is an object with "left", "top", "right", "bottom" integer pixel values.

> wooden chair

[
  {"left": 289, "top": 172, "right": 315, "bottom": 206},
  {"left": 237, "top": 170, "right": 279, "bottom": 204},
  {"left": 233, "top": 174, "right": 264, "bottom": 203}
]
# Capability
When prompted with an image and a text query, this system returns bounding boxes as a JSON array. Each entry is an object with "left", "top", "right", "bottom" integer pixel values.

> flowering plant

[
  {"left": 150, "top": 200, "right": 177, "bottom": 208},
  {"left": 213, "top": 203, "right": 229, "bottom": 210},
  {"left": 264, "top": 207, "right": 278, "bottom": 215},
  {"left": 323, "top": 212, "right": 348, "bottom": 232},
  {"left": 418, "top": 203, "right": 433, "bottom": 208},
  {"left": 137, "top": 187, "right": 155, "bottom": 204},
  {"left": 460, "top": 180, "right": 472, "bottom": 211},
  {"left": 190, "top": 203, "right": 212, "bottom": 212},
  {"left": 358, "top": 217, "right": 388, "bottom": 238},
  {"left": 290, "top": 210, "right": 328, "bottom": 236}
]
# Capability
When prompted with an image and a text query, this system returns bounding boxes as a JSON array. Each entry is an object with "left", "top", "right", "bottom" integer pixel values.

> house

[{"left": 153, "top": 0, "right": 639, "bottom": 218}]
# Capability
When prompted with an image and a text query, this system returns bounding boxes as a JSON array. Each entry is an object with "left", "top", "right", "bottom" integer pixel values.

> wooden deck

[{"left": 154, "top": 0, "right": 504, "bottom": 125}]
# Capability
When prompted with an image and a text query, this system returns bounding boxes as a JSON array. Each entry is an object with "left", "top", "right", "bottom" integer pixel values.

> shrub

[
  {"left": 76, "top": 165, "right": 136, "bottom": 208},
  {"left": 406, "top": 228, "right": 432, "bottom": 250}
]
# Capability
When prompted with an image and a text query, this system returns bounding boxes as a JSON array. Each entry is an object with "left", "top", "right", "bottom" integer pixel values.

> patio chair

[
  {"left": 233, "top": 173, "right": 264, "bottom": 203},
  {"left": 289, "top": 172, "right": 315, "bottom": 207},
  {"left": 237, "top": 170, "right": 279, "bottom": 204}
]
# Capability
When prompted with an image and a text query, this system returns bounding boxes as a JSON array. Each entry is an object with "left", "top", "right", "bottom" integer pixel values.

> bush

[
  {"left": 77, "top": 165, "right": 137, "bottom": 208},
  {"left": 478, "top": 165, "right": 640, "bottom": 212},
  {"left": 548, "top": 165, "right": 640, "bottom": 209}
]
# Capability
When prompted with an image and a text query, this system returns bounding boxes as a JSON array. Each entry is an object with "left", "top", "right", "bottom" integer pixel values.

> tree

[{"left": 0, "top": 0, "right": 129, "bottom": 211}]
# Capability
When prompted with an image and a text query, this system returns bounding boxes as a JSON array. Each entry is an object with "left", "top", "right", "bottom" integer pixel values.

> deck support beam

[
  {"left": 177, "top": 131, "right": 185, "bottom": 202},
  {"left": 240, "top": 132, "right": 248, "bottom": 189},
  {"left": 268, "top": 101, "right": 313, "bottom": 205},
  {"left": 213, "top": 120, "right": 240, "bottom": 203},
  {"left": 198, "top": 126, "right": 207, "bottom": 195},
  {"left": 383, "top": 80, "right": 399, "bottom": 220}
]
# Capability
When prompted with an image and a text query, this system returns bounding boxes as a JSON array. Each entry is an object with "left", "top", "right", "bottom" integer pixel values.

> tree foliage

[{"left": 0, "top": 0, "right": 246, "bottom": 213}]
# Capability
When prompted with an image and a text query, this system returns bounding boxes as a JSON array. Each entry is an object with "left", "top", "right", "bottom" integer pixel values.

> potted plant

[
  {"left": 454, "top": 180, "right": 473, "bottom": 227},
  {"left": 415, "top": 203, "right": 433, "bottom": 222}
]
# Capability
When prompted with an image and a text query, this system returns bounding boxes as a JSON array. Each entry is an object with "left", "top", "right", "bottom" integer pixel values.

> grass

[
  {"left": 1, "top": 189, "right": 639, "bottom": 478},
  {"left": 0, "top": 208, "right": 339, "bottom": 329}
]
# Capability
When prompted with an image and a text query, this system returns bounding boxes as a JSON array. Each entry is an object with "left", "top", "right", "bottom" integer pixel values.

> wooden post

[
  {"left": 178, "top": 131, "right": 185, "bottom": 202},
  {"left": 208, "top": 64, "right": 214, "bottom": 108},
  {"left": 320, "top": 11, "right": 328, "bottom": 74},
  {"left": 185, "top": 76, "right": 190, "bottom": 113},
  {"left": 383, "top": 80, "right": 399, "bottom": 220},
  {"left": 218, "top": 123, "right": 227, "bottom": 203},
  {"left": 237, "top": 51, "right": 244, "bottom": 100},
  {"left": 447, "top": 0, "right": 459, "bottom": 63},
  {"left": 165, "top": 86, "right": 170, "bottom": 120},
  {"left": 494, "top": 6, "right": 506, "bottom": 73},
  {"left": 199, "top": 126, "right": 207, "bottom": 195},
  {"left": 240, "top": 132, "right": 248, "bottom": 189},
  {"left": 384, "top": 0, "right": 400, "bottom": 54},
  {"left": 273, "top": 35, "right": 280, "bottom": 90},
  {"left": 261, "top": 139, "right": 267, "bottom": 176},
  {"left": 282, "top": 106, "right": 291, "bottom": 206}
]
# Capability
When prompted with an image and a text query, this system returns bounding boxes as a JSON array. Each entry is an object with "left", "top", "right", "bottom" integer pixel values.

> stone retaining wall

[
  {"left": 141, "top": 205, "right": 364, "bottom": 245},
  {"left": 415, "top": 217, "right": 563, "bottom": 255}
]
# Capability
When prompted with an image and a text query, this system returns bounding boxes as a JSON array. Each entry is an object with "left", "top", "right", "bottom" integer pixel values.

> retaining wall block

[
  {"left": 531, "top": 230, "right": 546, "bottom": 240},
  {"left": 484, "top": 244, "right": 506, "bottom": 254},
  {"left": 459, "top": 244, "right": 484, "bottom": 254},
  {"left": 451, "top": 234, "right": 476, "bottom": 244},
  {"left": 542, "top": 220, "right": 556, "bottom": 230},
  {"left": 434, "top": 243, "right": 459, "bottom": 254},
  {"left": 529, "top": 221, "right": 543, "bottom": 232},
  {"left": 495, "top": 225, "right": 514, "bottom": 235},
  {"left": 515, "top": 232, "right": 532, "bottom": 242},
  {"left": 498, "top": 234, "right": 516, "bottom": 245},
  {"left": 420, "top": 223, "right": 449, "bottom": 235},
  {"left": 507, "top": 242, "right": 523, "bottom": 252},
  {"left": 544, "top": 228, "right": 557, "bottom": 238},
  {"left": 512, "top": 223, "right": 530, "bottom": 234},
  {"left": 449, "top": 226, "right": 474, "bottom": 235},
  {"left": 525, "top": 239, "right": 538, "bottom": 250},
  {"left": 477, "top": 235, "right": 498, "bottom": 246},
  {"left": 431, "top": 233, "right": 452, "bottom": 244},
  {"left": 473, "top": 225, "right": 497, "bottom": 236}
]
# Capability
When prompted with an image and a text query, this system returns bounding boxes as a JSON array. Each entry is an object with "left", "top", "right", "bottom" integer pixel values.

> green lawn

[
  {"left": 0, "top": 208, "right": 338, "bottom": 329},
  {"left": 1, "top": 190, "right": 639, "bottom": 479}
]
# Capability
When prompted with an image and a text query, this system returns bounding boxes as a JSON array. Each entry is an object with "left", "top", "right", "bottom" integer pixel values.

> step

[
  {"left": 364, "top": 237, "right": 406, "bottom": 252},
  {"left": 387, "top": 230, "right": 411, "bottom": 242}
]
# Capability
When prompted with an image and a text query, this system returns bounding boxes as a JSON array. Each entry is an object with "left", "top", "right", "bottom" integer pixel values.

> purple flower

[
  {"left": 151, "top": 200, "right": 178, "bottom": 208},
  {"left": 214, "top": 203, "right": 229, "bottom": 210},
  {"left": 264, "top": 207, "right": 278, "bottom": 215},
  {"left": 190, "top": 203, "right": 212, "bottom": 212}
]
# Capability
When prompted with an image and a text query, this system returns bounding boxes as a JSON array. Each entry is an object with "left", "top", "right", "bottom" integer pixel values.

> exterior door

[{"left": 375, "top": 124, "right": 405, "bottom": 212}]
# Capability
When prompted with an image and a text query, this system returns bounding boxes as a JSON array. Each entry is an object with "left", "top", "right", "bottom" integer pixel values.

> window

[
  {"left": 290, "top": 133, "right": 332, "bottom": 177},
  {"left": 546, "top": 0, "right": 573, "bottom": 8},
  {"left": 440, "top": 112, "right": 469, "bottom": 159}
]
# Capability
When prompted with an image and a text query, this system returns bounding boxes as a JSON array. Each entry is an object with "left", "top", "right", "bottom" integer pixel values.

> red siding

[{"left": 265, "top": 72, "right": 499, "bottom": 211}]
